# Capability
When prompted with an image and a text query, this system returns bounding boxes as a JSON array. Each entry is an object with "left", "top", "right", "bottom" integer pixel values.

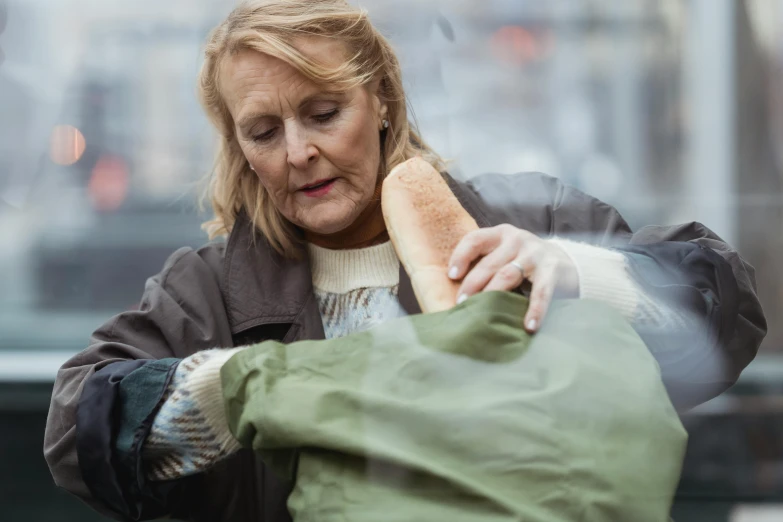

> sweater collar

[{"left": 306, "top": 241, "right": 399, "bottom": 294}]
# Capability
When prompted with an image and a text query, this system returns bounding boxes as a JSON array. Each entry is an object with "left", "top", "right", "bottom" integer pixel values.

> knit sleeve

[
  {"left": 142, "top": 348, "right": 245, "bottom": 481},
  {"left": 548, "top": 238, "right": 693, "bottom": 332}
]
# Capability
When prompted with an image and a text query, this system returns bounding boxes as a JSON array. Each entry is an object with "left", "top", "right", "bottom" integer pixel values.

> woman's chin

[
  {"left": 295, "top": 197, "right": 367, "bottom": 236},
  {"left": 300, "top": 213, "right": 357, "bottom": 236}
]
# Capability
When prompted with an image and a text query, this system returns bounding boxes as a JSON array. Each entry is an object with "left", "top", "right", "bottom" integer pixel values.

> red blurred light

[
  {"left": 491, "top": 26, "right": 545, "bottom": 66},
  {"left": 88, "top": 155, "right": 129, "bottom": 212}
]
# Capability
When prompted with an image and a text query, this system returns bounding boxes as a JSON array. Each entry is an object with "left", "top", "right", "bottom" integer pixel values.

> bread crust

[{"left": 382, "top": 158, "right": 479, "bottom": 313}]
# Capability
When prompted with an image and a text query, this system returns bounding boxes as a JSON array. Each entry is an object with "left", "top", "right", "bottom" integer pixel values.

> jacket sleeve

[
  {"left": 43, "top": 247, "right": 234, "bottom": 521},
  {"left": 548, "top": 237, "right": 700, "bottom": 332},
  {"left": 549, "top": 177, "right": 766, "bottom": 409},
  {"left": 142, "top": 348, "right": 245, "bottom": 482},
  {"left": 467, "top": 172, "right": 767, "bottom": 409},
  {"left": 616, "top": 241, "right": 745, "bottom": 409}
]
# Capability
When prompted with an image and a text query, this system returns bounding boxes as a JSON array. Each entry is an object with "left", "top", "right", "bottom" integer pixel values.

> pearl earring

[
  {"left": 249, "top": 163, "right": 255, "bottom": 172},
  {"left": 382, "top": 119, "right": 390, "bottom": 129}
]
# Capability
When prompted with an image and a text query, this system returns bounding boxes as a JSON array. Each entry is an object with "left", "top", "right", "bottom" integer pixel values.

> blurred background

[{"left": 1, "top": 0, "right": 782, "bottom": 520}]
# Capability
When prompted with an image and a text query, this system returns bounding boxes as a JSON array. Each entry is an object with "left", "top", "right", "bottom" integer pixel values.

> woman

[{"left": 44, "top": 1, "right": 765, "bottom": 521}]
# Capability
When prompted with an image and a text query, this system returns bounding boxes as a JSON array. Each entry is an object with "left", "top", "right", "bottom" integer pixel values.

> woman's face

[{"left": 220, "top": 38, "right": 388, "bottom": 235}]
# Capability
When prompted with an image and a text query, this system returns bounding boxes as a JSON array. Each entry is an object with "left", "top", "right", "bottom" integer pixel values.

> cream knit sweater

[{"left": 142, "top": 239, "right": 689, "bottom": 480}]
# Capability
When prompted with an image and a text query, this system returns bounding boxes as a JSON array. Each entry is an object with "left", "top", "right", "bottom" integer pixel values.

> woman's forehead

[
  {"left": 295, "top": 35, "right": 350, "bottom": 65},
  {"left": 220, "top": 36, "right": 352, "bottom": 115},
  {"left": 221, "top": 52, "right": 319, "bottom": 117},
  {"left": 221, "top": 35, "right": 349, "bottom": 88}
]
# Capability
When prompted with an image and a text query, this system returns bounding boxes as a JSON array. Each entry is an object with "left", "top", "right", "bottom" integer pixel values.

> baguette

[{"left": 382, "top": 158, "right": 479, "bottom": 313}]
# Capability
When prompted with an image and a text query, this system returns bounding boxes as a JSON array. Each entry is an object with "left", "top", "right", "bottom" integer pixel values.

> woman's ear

[
  {"left": 379, "top": 102, "right": 389, "bottom": 129},
  {"left": 369, "top": 78, "right": 389, "bottom": 129}
]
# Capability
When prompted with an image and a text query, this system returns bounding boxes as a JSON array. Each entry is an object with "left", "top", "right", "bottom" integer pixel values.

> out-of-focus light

[
  {"left": 507, "top": 147, "right": 561, "bottom": 180},
  {"left": 730, "top": 505, "right": 783, "bottom": 522},
  {"left": 88, "top": 155, "right": 129, "bottom": 212},
  {"left": 491, "top": 26, "right": 547, "bottom": 66},
  {"left": 50, "top": 125, "right": 86, "bottom": 166},
  {"left": 578, "top": 154, "right": 623, "bottom": 201}
]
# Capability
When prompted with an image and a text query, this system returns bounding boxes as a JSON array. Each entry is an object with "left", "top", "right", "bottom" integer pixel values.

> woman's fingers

[
  {"left": 456, "top": 243, "right": 521, "bottom": 301},
  {"left": 448, "top": 227, "right": 505, "bottom": 281},
  {"left": 448, "top": 226, "right": 569, "bottom": 332},
  {"left": 524, "top": 262, "right": 557, "bottom": 333},
  {"left": 482, "top": 255, "right": 534, "bottom": 293}
]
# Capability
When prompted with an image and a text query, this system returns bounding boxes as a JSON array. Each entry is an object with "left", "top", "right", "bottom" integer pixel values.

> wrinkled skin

[{"left": 220, "top": 37, "right": 388, "bottom": 236}]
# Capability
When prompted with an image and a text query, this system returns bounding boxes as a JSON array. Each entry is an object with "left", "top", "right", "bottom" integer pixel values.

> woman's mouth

[{"left": 300, "top": 178, "right": 337, "bottom": 198}]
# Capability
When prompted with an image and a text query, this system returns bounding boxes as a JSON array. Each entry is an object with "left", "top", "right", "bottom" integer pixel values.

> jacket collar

[
  {"left": 222, "top": 172, "right": 491, "bottom": 338},
  {"left": 222, "top": 213, "right": 319, "bottom": 336}
]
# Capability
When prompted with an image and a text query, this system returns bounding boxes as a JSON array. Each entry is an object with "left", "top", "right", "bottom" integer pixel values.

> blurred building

[{"left": 1, "top": 1, "right": 783, "bottom": 521}]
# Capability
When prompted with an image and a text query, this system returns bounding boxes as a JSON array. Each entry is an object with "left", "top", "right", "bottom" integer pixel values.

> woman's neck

[{"left": 303, "top": 180, "right": 389, "bottom": 250}]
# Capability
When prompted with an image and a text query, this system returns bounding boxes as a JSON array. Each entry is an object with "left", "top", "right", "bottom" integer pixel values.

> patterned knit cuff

[
  {"left": 548, "top": 238, "right": 639, "bottom": 322},
  {"left": 143, "top": 348, "right": 244, "bottom": 481}
]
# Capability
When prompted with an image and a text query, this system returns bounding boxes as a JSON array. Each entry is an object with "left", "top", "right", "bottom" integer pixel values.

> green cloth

[{"left": 221, "top": 291, "right": 687, "bottom": 522}]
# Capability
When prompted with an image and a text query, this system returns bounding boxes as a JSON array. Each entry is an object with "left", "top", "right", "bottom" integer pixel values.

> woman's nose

[{"left": 286, "top": 125, "right": 319, "bottom": 170}]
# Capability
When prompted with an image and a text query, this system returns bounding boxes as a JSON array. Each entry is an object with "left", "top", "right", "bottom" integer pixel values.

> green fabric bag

[{"left": 222, "top": 291, "right": 687, "bottom": 522}]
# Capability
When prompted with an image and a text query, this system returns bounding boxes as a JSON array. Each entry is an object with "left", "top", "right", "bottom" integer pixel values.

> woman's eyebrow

[
  {"left": 237, "top": 112, "right": 271, "bottom": 132},
  {"left": 237, "top": 92, "right": 346, "bottom": 131},
  {"left": 300, "top": 91, "right": 345, "bottom": 106}
]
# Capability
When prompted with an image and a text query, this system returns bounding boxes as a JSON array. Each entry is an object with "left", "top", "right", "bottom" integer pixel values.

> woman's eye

[
  {"left": 312, "top": 109, "right": 339, "bottom": 123},
  {"left": 253, "top": 128, "right": 276, "bottom": 143}
]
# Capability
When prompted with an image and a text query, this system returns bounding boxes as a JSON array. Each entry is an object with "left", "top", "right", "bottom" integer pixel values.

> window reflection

[{"left": 1, "top": 1, "right": 783, "bottom": 520}]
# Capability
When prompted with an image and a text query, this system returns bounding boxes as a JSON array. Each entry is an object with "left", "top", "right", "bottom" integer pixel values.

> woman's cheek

[
  {"left": 262, "top": 175, "right": 289, "bottom": 205},
  {"left": 249, "top": 148, "right": 285, "bottom": 190}
]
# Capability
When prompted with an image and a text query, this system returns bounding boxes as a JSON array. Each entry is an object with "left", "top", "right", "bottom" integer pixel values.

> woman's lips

[{"left": 300, "top": 178, "right": 337, "bottom": 198}]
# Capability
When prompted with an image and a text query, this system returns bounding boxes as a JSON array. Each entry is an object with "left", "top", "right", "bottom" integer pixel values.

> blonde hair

[{"left": 198, "top": 0, "right": 446, "bottom": 257}]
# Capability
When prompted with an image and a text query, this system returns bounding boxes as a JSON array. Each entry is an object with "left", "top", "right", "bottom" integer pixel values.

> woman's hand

[{"left": 448, "top": 225, "right": 579, "bottom": 333}]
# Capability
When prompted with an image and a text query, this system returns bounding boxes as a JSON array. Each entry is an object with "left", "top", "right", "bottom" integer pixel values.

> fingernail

[
  {"left": 448, "top": 266, "right": 459, "bottom": 279},
  {"left": 457, "top": 293, "right": 469, "bottom": 305},
  {"left": 526, "top": 319, "right": 538, "bottom": 331}
]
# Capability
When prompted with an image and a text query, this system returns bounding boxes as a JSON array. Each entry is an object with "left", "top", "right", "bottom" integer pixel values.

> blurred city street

[{"left": 2, "top": 1, "right": 783, "bottom": 520}]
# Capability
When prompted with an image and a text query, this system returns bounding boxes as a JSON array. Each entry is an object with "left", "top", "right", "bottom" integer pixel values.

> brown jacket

[{"left": 43, "top": 172, "right": 766, "bottom": 522}]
